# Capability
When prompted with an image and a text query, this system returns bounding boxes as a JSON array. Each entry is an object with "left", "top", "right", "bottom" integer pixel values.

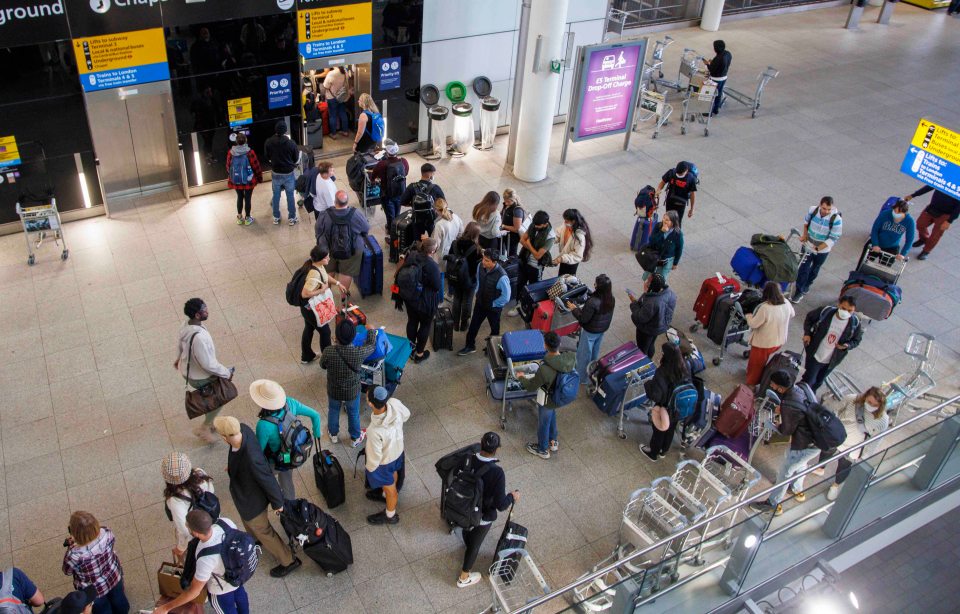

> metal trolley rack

[
  {"left": 586, "top": 359, "right": 656, "bottom": 440},
  {"left": 679, "top": 76, "right": 717, "bottom": 137},
  {"left": 484, "top": 548, "right": 550, "bottom": 613},
  {"left": 486, "top": 356, "right": 538, "bottom": 430},
  {"left": 16, "top": 201, "right": 69, "bottom": 266},
  {"left": 858, "top": 249, "right": 907, "bottom": 284},
  {"left": 11, "top": 142, "right": 69, "bottom": 266},
  {"left": 720, "top": 66, "right": 780, "bottom": 118}
]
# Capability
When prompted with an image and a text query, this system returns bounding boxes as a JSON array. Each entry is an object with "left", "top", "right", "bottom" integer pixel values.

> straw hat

[{"left": 249, "top": 379, "right": 286, "bottom": 410}]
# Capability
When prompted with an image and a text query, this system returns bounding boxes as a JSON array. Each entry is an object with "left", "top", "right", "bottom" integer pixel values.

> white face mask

[
  {"left": 865, "top": 401, "right": 880, "bottom": 411},
  {"left": 836, "top": 308, "right": 851, "bottom": 320},
  {"left": 892, "top": 213, "right": 905, "bottom": 221},
  {"left": 565, "top": 222, "right": 573, "bottom": 229}
]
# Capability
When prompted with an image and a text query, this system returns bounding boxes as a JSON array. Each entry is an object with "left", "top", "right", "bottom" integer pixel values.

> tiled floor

[{"left": 1, "top": 5, "right": 959, "bottom": 614}]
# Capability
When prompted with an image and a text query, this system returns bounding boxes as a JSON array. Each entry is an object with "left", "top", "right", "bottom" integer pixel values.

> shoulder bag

[{"left": 183, "top": 332, "right": 238, "bottom": 420}]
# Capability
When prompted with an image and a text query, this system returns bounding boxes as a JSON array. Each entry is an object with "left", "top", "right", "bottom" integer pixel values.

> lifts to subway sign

[
  {"left": 899, "top": 119, "right": 960, "bottom": 200},
  {"left": 73, "top": 27, "right": 169, "bottom": 92},
  {"left": 298, "top": 2, "right": 372, "bottom": 59}
]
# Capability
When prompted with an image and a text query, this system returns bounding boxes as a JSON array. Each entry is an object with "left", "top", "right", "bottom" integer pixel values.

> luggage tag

[{"left": 536, "top": 387, "right": 547, "bottom": 406}]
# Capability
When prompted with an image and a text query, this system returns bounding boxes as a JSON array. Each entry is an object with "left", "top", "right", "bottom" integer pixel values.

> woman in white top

[
  {"left": 826, "top": 387, "right": 889, "bottom": 500},
  {"left": 322, "top": 67, "right": 350, "bottom": 137},
  {"left": 160, "top": 452, "right": 215, "bottom": 562},
  {"left": 552, "top": 208, "right": 592, "bottom": 276},
  {"left": 312, "top": 161, "right": 338, "bottom": 218},
  {"left": 472, "top": 191, "right": 503, "bottom": 250},
  {"left": 744, "top": 281, "right": 795, "bottom": 386},
  {"left": 430, "top": 198, "right": 464, "bottom": 263}
]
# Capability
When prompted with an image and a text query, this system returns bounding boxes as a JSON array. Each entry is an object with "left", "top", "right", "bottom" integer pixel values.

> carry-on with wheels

[
  {"left": 730, "top": 247, "right": 765, "bottom": 286},
  {"left": 693, "top": 274, "right": 741, "bottom": 329},
  {"left": 486, "top": 335, "right": 508, "bottom": 380},
  {"left": 501, "top": 330, "right": 546, "bottom": 363},
  {"left": 280, "top": 498, "right": 353, "bottom": 575},
  {"left": 517, "top": 276, "right": 559, "bottom": 322},
  {"left": 357, "top": 236, "right": 383, "bottom": 297},
  {"left": 495, "top": 505, "right": 529, "bottom": 559},
  {"left": 390, "top": 209, "right": 416, "bottom": 263},
  {"left": 431, "top": 306, "right": 454, "bottom": 351},
  {"left": 840, "top": 271, "right": 900, "bottom": 320},
  {"left": 757, "top": 350, "right": 802, "bottom": 395},
  {"left": 707, "top": 292, "right": 739, "bottom": 345},
  {"left": 502, "top": 255, "right": 521, "bottom": 301},
  {"left": 313, "top": 449, "right": 345, "bottom": 508},
  {"left": 590, "top": 343, "right": 655, "bottom": 416},
  {"left": 716, "top": 384, "right": 755, "bottom": 439},
  {"left": 630, "top": 213, "right": 659, "bottom": 252},
  {"left": 529, "top": 285, "right": 589, "bottom": 337}
]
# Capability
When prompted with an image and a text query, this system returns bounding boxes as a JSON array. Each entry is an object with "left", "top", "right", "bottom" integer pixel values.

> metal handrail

[{"left": 510, "top": 393, "right": 960, "bottom": 613}]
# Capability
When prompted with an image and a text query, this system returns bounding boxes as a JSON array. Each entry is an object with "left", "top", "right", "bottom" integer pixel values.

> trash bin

[
  {"left": 451, "top": 102, "right": 474, "bottom": 157},
  {"left": 428, "top": 105, "right": 449, "bottom": 159},
  {"left": 479, "top": 96, "right": 500, "bottom": 150},
  {"left": 700, "top": 0, "right": 723, "bottom": 32}
]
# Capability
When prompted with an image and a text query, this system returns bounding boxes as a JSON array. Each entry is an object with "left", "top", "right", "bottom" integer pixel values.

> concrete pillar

[{"left": 512, "top": 0, "right": 569, "bottom": 183}]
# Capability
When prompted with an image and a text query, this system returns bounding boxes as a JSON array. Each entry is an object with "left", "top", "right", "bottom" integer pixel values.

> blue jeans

[
  {"left": 327, "top": 98, "right": 349, "bottom": 133},
  {"left": 712, "top": 78, "right": 726, "bottom": 115},
  {"left": 801, "top": 351, "right": 833, "bottom": 394},
  {"left": 576, "top": 330, "right": 605, "bottom": 382},
  {"left": 536, "top": 406, "right": 557, "bottom": 453},
  {"left": 641, "top": 256, "right": 674, "bottom": 283},
  {"left": 794, "top": 250, "right": 829, "bottom": 295},
  {"left": 383, "top": 196, "right": 401, "bottom": 231},
  {"left": 328, "top": 393, "right": 362, "bottom": 440},
  {"left": 91, "top": 579, "right": 129, "bottom": 614},
  {"left": 271, "top": 172, "right": 296, "bottom": 220},
  {"left": 211, "top": 586, "right": 250, "bottom": 614},
  {"left": 767, "top": 447, "right": 820, "bottom": 505}
]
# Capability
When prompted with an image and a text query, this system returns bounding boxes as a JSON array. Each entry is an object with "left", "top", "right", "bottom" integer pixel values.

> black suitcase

[
  {"left": 390, "top": 210, "right": 416, "bottom": 264},
  {"left": 517, "top": 277, "right": 557, "bottom": 323},
  {"left": 280, "top": 499, "right": 353, "bottom": 575},
  {"left": 494, "top": 506, "right": 528, "bottom": 559},
  {"left": 313, "top": 449, "right": 345, "bottom": 509},
  {"left": 485, "top": 335, "right": 507, "bottom": 380},
  {"left": 432, "top": 306, "right": 454, "bottom": 351},
  {"left": 757, "top": 350, "right": 803, "bottom": 395},
  {"left": 501, "top": 256, "right": 521, "bottom": 302},
  {"left": 707, "top": 292, "right": 743, "bottom": 346}
]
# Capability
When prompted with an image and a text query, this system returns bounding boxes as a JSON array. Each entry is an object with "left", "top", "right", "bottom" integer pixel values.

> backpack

[
  {"left": 441, "top": 456, "right": 493, "bottom": 529},
  {"left": 229, "top": 152, "right": 253, "bottom": 185},
  {"left": 327, "top": 208, "right": 356, "bottom": 260},
  {"left": 681, "top": 161, "right": 699, "bottom": 181},
  {"left": 803, "top": 402, "right": 847, "bottom": 451},
  {"left": 260, "top": 408, "right": 314, "bottom": 469},
  {"left": 806, "top": 207, "right": 841, "bottom": 235},
  {"left": 383, "top": 160, "right": 407, "bottom": 199},
  {"left": 550, "top": 370, "right": 580, "bottom": 407},
  {"left": 164, "top": 488, "right": 221, "bottom": 523},
  {"left": 396, "top": 258, "right": 424, "bottom": 304},
  {"left": 410, "top": 182, "right": 438, "bottom": 225},
  {"left": 345, "top": 153, "right": 366, "bottom": 192},
  {"left": 364, "top": 111, "right": 385, "bottom": 142},
  {"left": 634, "top": 185, "right": 657, "bottom": 217},
  {"left": 669, "top": 381, "right": 699, "bottom": 422},
  {"left": 445, "top": 242, "right": 476, "bottom": 290},
  {"left": 285, "top": 265, "right": 318, "bottom": 306},
  {"left": 0, "top": 569, "right": 32, "bottom": 614},
  {"left": 196, "top": 520, "right": 260, "bottom": 589}
]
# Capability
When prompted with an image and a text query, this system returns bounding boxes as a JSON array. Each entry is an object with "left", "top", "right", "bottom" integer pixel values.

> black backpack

[
  {"left": 345, "top": 153, "right": 366, "bottom": 192},
  {"left": 383, "top": 160, "right": 407, "bottom": 199},
  {"left": 327, "top": 208, "right": 356, "bottom": 260},
  {"left": 445, "top": 242, "right": 476, "bottom": 290},
  {"left": 164, "top": 488, "right": 221, "bottom": 523},
  {"left": 396, "top": 258, "right": 424, "bottom": 304},
  {"left": 181, "top": 519, "right": 260, "bottom": 590},
  {"left": 260, "top": 408, "right": 314, "bottom": 469},
  {"left": 803, "top": 402, "right": 847, "bottom": 451},
  {"left": 285, "top": 265, "right": 318, "bottom": 306},
  {"left": 634, "top": 185, "right": 657, "bottom": 217},
  {"left": 441, "top": 456, "right": 492, "bottom": 529},
  {"left": 410, "top": 182, "right": 438, "bottom": 225}
]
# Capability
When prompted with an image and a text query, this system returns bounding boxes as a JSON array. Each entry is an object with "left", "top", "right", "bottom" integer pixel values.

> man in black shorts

[{"left": 657, "top": 161, "right": 698, "bottom": 228}]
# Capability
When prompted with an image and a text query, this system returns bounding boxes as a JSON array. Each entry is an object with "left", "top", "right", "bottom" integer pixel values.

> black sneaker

[
  {"left": 367, "top": 510, "right": 399, "bottom": 525},
  {"left": 413, "top": 350, "right": 431, "bottom": 364},
  {"left": 457, "top": 346, "right": 477, "bottom": 356},
  {"left": 640, "top": 445, "right": 659, "bottom": 462},
  {"left": 912, "top": 239, "right": 925, "bottom": 248},
  {"left": 917, "top": 252, "right": 929, "bottom": 261},
  {"left": 269, "top": 557, "right": 302, "bottom": 578}
]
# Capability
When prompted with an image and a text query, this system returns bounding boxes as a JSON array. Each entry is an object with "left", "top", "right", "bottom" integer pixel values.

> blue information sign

[
  {"left": 900, "top": 146, "right": 960, "bottom": 201},
  {"left": 379, "top": 56, "right": 401, "bottom": 91},
  {"left": 267, "top": 74, "right": 293, "bottom": 110}
]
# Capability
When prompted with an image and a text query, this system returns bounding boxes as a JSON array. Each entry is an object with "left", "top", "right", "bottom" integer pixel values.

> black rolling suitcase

[
  {"left": 485, "top": 335, "right": 508, "bottom": 380},
  {"left": 432, "top": 306, "right": 454, "bottom": 351},
  {"left": 501, "top": 256, "right": 521, "bottom": 302},
  {"left": 313, "top": 449, "right": 345, "bottom": 508},
  {"left": 494, "top": 505, "right": 528, "bottom": 559},
  {"left": 757, "top": 350, "right": 803, "bottom": 395},
  {"left": 280, "top": 499, "right": 353, "bottom": 576},
  {"left": 390, "top": 210, "right": 416, "bottom": 263},
  {"left": 706, "top": 292, "right": 738, "bottom": 345}
]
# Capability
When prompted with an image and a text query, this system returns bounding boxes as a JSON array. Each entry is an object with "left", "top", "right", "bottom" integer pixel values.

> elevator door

[{"left": 85, "top": 81, "right": 182, "bottom": 210}]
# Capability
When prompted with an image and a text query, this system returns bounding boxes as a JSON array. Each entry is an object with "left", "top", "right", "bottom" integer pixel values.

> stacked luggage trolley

[
  {"left": 484, "top": 549, "right": 552, "bottom": 613},
  {"left": 572, "top": 446, "right": 760, "bottom": 609}
]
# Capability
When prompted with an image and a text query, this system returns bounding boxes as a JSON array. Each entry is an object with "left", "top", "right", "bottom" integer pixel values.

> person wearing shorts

[
  {"left": 363, "top": 386, "right": 410, "bottom": 526},
  {"left": 315, "top": 189, "right": 370, "bottom": 294}
]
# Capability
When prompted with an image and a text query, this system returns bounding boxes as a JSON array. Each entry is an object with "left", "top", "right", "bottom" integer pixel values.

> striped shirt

[{"left": 804, "top": 206, "right": 843, "bottom": 252}]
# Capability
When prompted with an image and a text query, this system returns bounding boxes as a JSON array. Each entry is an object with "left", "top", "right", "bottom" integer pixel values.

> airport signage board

[
  {"left": 73, "top": 27, "right": 170, "bottom": 92},
  {"left": 297, "top": 0, "right": 371, "bottom": 60},
  {"left": 899, "top": 119, "right": 960, "bottom": 200},
  {"left": 571, "top": 41, "right": 646, "bottom": 141}
]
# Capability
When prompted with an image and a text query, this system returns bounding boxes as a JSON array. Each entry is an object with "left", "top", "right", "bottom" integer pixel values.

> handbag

[
  {"left": 651, "top": 405, "right": 671, "bottom": 431},
  {"left": 335, "top": 85, "right": 349, "bottom": 103},
  {"left": 308, "top": 288, "right": 338, "bottom": 327},
  {"left": 635, "top": 246, "right": 661, "bottom": 273},
  {"left": 183, "top": 333, "right": 238, "bottom": 420}
]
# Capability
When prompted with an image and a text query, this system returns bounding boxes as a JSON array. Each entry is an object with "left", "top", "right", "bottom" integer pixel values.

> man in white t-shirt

[
  {"left": 801, "top": 296, "right": 863, "bottom": 393},
  {"left": 152, "top": 510, "right": 249, "bottom": 614},
  {"left": 313, "top": 161, "right": 338, "bottom": 217}
]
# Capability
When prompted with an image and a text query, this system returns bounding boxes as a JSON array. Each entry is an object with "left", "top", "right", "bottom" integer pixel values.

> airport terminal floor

[{"left": 1, "top": 5, "right": 959, "bottom": 614}]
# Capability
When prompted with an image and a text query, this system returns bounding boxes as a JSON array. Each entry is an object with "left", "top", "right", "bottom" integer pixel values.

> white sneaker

[
  {"left": 273, "top": 217, "right": 281, "bottom": 225},
  {"left": 352, "top": 429, "right": 367, "bottom": 448},
  {"left": 457, "top": 572, "right": 482, "bottom": 588},
  {"left": 289, "top": 217, "right": 299, "bottom": 226},
  {"left": 329, "top": 433, "right": 339, "bottom": 444},
  {"left": 550, "top": 440, "right": 559, "bottom": 452},
  {"left": 506, "top": 308, "right": 520, "bottom": 317},
  {"left": 827, "top": 483, "right": 840, "bottom": 501}
]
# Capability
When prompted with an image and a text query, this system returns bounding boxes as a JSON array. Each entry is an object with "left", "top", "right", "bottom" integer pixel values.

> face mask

[
  {"left": 565, "top": 222, "right": 573, "bottom": 229},
  {"left": 865, "top": 401, "right": 880, "bottom": 411},
  {"left": 892, "top": 213, "right": 905, "bottom": 221},
  {"left": 836, "top": 308, "right": 851, "bottom": 320}
]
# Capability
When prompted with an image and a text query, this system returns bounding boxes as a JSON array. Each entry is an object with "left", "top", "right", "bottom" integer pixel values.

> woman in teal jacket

[
  {"left": 644, "top": 210, "right": 684, "bottom": 282},
  {"left": 251, "top": 379, "right": 322, "bottom": 500}
]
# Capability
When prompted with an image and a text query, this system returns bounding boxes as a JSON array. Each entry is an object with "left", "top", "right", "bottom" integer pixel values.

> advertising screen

[{"left": 574, "top": 42, "right": 644, "bottom": 141}]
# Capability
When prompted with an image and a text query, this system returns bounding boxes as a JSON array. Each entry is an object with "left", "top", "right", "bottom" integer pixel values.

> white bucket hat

[{"left": 249, "top": 379, "right": 286, "bottom": 410}]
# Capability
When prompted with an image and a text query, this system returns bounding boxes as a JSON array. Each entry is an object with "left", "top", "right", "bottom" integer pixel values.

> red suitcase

[
  {"left": 716, "top": 384, "right": 755, "bottom": 439},
  {"left": 530, "top": 299, "right": 581, "bottom": 337},
  {"left": 693, "top": 274, "right": 741, "bottom": 328}
]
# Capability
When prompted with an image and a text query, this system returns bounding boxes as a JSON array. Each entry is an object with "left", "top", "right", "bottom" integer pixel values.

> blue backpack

[
  {"left": 669, "top": 382, "right": 699, "bottom": 422},
  {"left": 551, "top": 370, "right": 580, "bottom": 407},
  {"left": 196, "top": 519, "right": 260, "bottom": 589},
  {"left": 229, "top": 152, "right": 253, "bottom": 185},
  {"left": 365, "top": 111, "right": 385, "bottom": 142}
]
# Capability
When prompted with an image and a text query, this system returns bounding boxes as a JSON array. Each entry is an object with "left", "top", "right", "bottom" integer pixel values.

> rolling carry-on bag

[
  {"left": 518, "top": 276, "right": 559, "bottom": 322},
  {"left": 716, "top": 384, "right": 755, "bottom": 439},
  {"left": 594, "top": 342, "right": 644, "bottom": 379},
  {"left": 707, "top": 292, "right": 739, "bottom": 346},
  {"left": 280, "top": 498, "right": 353, "bottom": 575},
  {"left": 431, "top": 306, "right": 454, "bottom": 351},
  {"left": 693, "top": 274, "right": 741, "bottom": 328},
  {"left": 314, "top": 449, "right": 346, "bottom": 508},
  {"left": 486, "top": 335, "right": 508, "bottom": 380},
  {"left": 390, "top": 209, "right": 416, "bottom": 263},
  {"left": 358, "top": 236, "right": 383, "bottom": 297},
  {"left": 530, "top": 299, "right": 579, "bottom": 337},
  {"left": 839, "top": 283, "right": 895, "bottom": 320},
  {"left": 501, "top": 255, "right": 521, "bottom": 302},
  {"left": 757, "top": 350, "right": 802, "bottom": 395},
  {"left": 494, "top": 505, "right": 529, "bottom": 560},
  {"left": 591, "top": 343, "right": 655, "bottom": 416},
  {"left": 730, "top": 247, "right": 765, "bottom": 286},
  {"left": 501, "top": 330, "right": 546, "bottom": 363},
  {"left": 630, "top": 213, "right": 659, "bottom": 252}
]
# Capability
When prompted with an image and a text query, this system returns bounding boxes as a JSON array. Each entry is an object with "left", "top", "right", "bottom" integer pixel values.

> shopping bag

[
  {"left": 308, "top": 288, "right": 338, "bottom": 327},
  {"left": 157, "top": 562, "right": 207, "bottom": 604}
]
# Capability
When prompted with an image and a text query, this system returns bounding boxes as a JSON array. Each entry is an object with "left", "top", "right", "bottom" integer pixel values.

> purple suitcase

[{"left": 595, "top": 342, "right": 644, "bottom": 376}]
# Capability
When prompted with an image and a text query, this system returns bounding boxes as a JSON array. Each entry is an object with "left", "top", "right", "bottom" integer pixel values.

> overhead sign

[
  {"left": 379, "top": 56, "right": 401, "bottom": 91},
  {"left": 297, "top": 1, "right": 372, "bottom": 60},
  {"left": 73, "top": 28, "right": 170, "bottom": 92},
  {"left": 0, "top": 135, "right": 21, "bottom": 168},
  {"left": 899, "top": 119, "right": 960, "bottom": 200},
  {"left": 65, "top": 0, "right": 163, "bottom": 38},
  {"left": 0, "top": 0, "right": 71, "bottom": 48},
  {"left": 159, "top": 0, "right": 293, "bottom": 27},
  {"left": 574, "top": 42, "right": 645, "bottom": 141},
  {"left": 267, "top": 73, "right": 293, "bottom": 109},
  {"left": 228, "top": 97, "right": 253, "bottom": 128}
]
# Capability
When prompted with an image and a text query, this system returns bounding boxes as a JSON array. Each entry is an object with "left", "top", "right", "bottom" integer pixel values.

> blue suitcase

[
  {"left": 591, "top": 354, "right": 655, "bottom": 416},
  {"left": 358, "top": 236, "right": 383, "bottom": 297},
  {"left": 630, "top": 214, "right": 659, "bottom": 252},
  {"left": 518, "top": 277, "right": 559, "bottom": 322},
  {"left": 730, "top": 246, "right": 765, "bottom": 286},
  {"left": 501, "top": 330, "right": 545, "bottom": 363}
]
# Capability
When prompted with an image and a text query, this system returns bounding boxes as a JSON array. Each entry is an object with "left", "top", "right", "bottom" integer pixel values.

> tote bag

[{"left": 308, "top": 288, "right": 338, "bottom": 327}]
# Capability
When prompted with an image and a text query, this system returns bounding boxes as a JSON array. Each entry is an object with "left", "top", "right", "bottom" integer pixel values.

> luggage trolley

[
  {"left": 484, "top": 548, "right": 550, "bottom": 613},
  {"left": 12, "top": 142, "right": 69, "bottom": 266},
  {"left": 858, "top": 249, "right": 907, "bottom": 284},
  {"left": 615, "top": 367, "right": 654, "bottom": 440},
  {"left": 782, "top": 228, "right": 810, "bottom": 297},
  {"left": 485, "top": 358, "right": 538, "bottom": 430},
  {"left": 348, "top": 151, "right": 383, "bottom": 221},
  {"left": 653, "top": 48, "right": 701, "bottom": 95},
  {"left": 16, "top": 201, "right": 69, "bottom": 266},
  {"left": 642, "top": 36, "right": 674, "bottom": 92},
  {"left": 712, "top": 294, "right": 752, "bottom": 366},
  {"left": 720, "top": 66, "right": 779, "bottom": 118},
  {"left": 680, "top": 75, "right": 717, "bottom": 137}
]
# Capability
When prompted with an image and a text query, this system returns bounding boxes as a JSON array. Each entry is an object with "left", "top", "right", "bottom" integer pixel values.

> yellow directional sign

[
  {"left": 0, "top": 135, "right": 21, "bottom": 168},
  {"left": 227, "top": 97, "right": 253, "bottom": 128},
  {"left": 910, "top": 119, "right": 960, "bottom": 166}
]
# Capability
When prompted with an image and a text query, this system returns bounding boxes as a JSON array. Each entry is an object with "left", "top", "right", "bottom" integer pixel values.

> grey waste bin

[
  {"left": 428, "top": 106, "right": 449, "bottom": 159},
  {"left": 479, "top": 96, "right": 501, "bottom": 150},
  {"left": 451, "top": 102, "right": 474, "bottom": 156}
]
